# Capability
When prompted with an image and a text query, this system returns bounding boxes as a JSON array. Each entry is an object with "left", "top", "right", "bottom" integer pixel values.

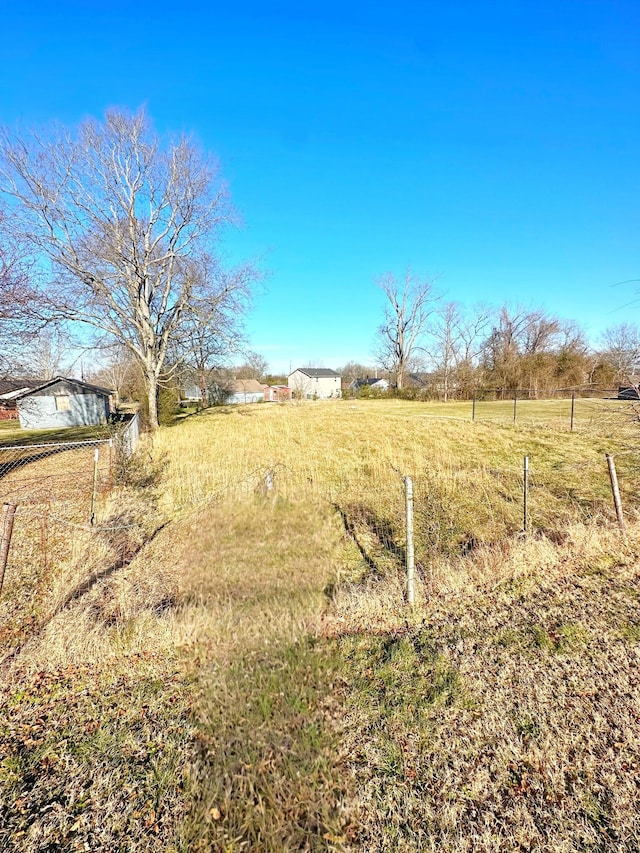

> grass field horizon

[{"left": 1, "top": 397, "right": 639, "bottom": 850}]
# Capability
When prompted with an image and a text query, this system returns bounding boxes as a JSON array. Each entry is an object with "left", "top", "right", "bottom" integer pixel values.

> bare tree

[
  {"left": 601, "top": 323, "right": 640, "bottom": 385},
  {"left": 482, "top": 306, "right": 559, "bottom": 392},
  {"left": 235, "top": 351, "right": 269, "bottom": 382},
  {"left": 0, "top": 206, "right": 41, "bottom": 375},
  {"left": 172, "top": 258, "right": 254, "bottom": 407},
  {"left": 0, "top": 108, "right": 252, "bottom": 428},
  {"left": 21, "top": 328, "right": 71, "bottom": 379},
  {"left": 87, "top": 344, "right": 142, "bottom": 401},
  {"left": 427, "top": 302, "right": 460, "bottom": 402},
  {"left": 375, "top": 268, "right": 438, "bottom": 390}
]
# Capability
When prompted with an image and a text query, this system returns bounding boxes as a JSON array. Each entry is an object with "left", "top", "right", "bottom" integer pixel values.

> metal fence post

[
  {"left": 513, "top": 392, "right": 517, "bottom": 423},
  {"left": 90, "top": 447, "right": 99, "bottom": 525},
  {"left": 0, "top": 503, "right": 17, "bottom": 597},
  {"left": 472, "top": 391, "right": 476, "bottom": 422},
  {"left": 405, "top": 476, "right": 415, "bottom": 605},
  {"left": 570, "top": 391, "right": 575, "bottom": 432}
]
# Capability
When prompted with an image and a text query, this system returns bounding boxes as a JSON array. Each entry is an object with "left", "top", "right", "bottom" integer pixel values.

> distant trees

[
  {"left": 600, "top": 323, "right": 640, "bottom": 385},
  {"left": 369, "top": 278, "right": 616, "bottom": 398},
  {"left": 426, "top": 302, "right": 492, "bottom": 401},
  {"left": 87, "top": 345, "right": 143, "bottom": 402},
  {"left": 20, "top": 328, "right": 72, "bottom": 380},
  {"left": 171, "top": 258, "right": 255, "bottom": 408},
  {"left": 0, "top": 206, "right": 41, "bottom": 376},
  {"left": 234, "top": 351, "right": 269, "bottom": 382},
  {"left": 337, "top": 361, "right": 380, "bottom": 385},
  {"left": 374, "top": 269, "right": 439, "bottom": 389},
  {"left": 0, "top": 108, "right": 257, "bottom": 428},
  {"left": 480, "top": 307, "right": 596, "bottom": 394}
]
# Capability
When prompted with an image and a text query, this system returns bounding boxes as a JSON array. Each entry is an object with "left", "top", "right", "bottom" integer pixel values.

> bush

[{"left": 158, "top": 386, "right": 181, "bottom": 425}]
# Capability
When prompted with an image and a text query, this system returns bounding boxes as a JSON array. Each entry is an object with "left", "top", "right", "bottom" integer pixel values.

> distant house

[
  {"left": 0, "top": 379, "right": 43, "bottom": 420},
  {"left": 181, "top": 383, "right": 202, "bottom": 402},
  {"left": 225, "top": 379, "right": 266, "bottom": 405},
  {"left": 265, "top": 385, "right": 292, "bottom": 402},
  {"left": 15, "top": 377, "right": 115, "bottom": 430},
  {"left": 288, "top": 368, "right": 341, "bottom": 399},
  {"left": 350, "top": 377, "right": 389, "bottom": 393}
]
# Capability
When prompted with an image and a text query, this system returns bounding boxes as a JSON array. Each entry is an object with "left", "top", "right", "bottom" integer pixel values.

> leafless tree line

[{"left": 368, "top": 268, "right": 640, "bottom": 395}]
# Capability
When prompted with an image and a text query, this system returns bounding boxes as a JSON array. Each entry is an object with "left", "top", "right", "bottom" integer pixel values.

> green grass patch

[
  {"left": 182, "top": 638, "right": 352, "bottom": 853},
  {"left": 0, "top": 656, "right": 194, "bottom": 852},
  {"left": 0, "top": 420, "right": 115, "bottom": 447}
]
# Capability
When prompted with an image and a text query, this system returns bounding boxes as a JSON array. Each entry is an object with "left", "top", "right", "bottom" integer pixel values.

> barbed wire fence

[{"left": 0, "top": 406, "right": 638, "bottom": 660}]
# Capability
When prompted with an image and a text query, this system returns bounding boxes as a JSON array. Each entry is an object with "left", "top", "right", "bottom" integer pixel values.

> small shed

[
  {"left": 16, "top": 377, "right": 114, "bottom": 430},
  {"left": 265, "top": 385, "right": 292, "bottom": 402}
]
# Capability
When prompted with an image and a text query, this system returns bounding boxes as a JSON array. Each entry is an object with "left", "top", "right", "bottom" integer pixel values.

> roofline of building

[{"left": 15, "top": 375, "right": 113, "bottom": 399}]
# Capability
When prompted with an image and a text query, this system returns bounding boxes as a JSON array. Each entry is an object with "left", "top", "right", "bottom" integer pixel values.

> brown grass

[
  {"left": 329, "top": 521, "right": 640, "bottom": 851},
  {"left": 1, "top": 397, "right": 640, "bottom": 851}
]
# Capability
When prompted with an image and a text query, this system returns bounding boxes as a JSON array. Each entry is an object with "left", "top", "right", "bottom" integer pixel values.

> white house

[
  {"left": 350, "top": 377, "right": 390, "bottom": 393},
  {"left": 225, "top": 378, "right": 266, "bottom": 404},
  {"left": 288, "top": 368, "right": 341, "bottom": 399}
]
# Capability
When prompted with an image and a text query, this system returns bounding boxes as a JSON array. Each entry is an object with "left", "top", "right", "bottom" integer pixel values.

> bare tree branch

[{"left": 0, "top": 108, "right": 254, "bottom": 427}]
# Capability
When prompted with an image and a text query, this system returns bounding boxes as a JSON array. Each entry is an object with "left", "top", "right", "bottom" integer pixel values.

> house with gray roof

[
  {"left": 15, "top": 377, "right": 114, "bottom": 430},
  {"left": 288, "top": 367, "right": 341, "bottom": 399}
]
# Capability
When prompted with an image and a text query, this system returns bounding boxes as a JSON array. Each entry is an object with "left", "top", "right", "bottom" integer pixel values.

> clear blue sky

[{"left": 2, "top": 0, "right": 639, "bottom": 374}]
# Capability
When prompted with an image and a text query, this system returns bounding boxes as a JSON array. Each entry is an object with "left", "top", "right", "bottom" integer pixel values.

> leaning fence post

[
  {"left": 523, "top": 455, "right": 529, "bottom": 536},
  {"left": 404, "top": 476, "right": 415, "bottom": 605},
  {"left": 90, "top": 447, "right": 99, "bottom": 526},
  {"left": 606, "top": 453, "right": 626, "bottom": 537},
  {"left": 0, "top": 503, "right": 17, "bottom": 597}
]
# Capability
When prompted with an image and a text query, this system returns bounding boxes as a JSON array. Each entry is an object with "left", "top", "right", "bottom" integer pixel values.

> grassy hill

[{"left": 1, "top": 398, "right": 639, "bottom": 851}]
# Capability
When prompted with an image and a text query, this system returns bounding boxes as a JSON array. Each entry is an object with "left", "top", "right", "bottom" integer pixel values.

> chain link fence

[{"left": 0, "top": 414, "right": 140, "bottom": 606}]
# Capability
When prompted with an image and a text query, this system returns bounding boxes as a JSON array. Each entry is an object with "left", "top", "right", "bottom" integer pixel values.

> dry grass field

[{"left": 1, "top": 397, "right": 640, "bottom": 851}]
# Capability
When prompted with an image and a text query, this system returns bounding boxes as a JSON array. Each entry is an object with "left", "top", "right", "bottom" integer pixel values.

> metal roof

[
  {"left": 290, "top": 367, "right": 340, "bottom": 378},
  {"left": 14, "top": 376, "right": 113, "bottom": 399}
]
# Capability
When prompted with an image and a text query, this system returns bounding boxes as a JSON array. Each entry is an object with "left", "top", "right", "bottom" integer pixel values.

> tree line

[{"left": 346, "top": 268, "right": 638, "bottom": 398}]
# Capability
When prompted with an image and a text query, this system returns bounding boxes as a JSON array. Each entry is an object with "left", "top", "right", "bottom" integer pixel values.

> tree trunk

[
  {"left": 147, "top": 376, "right": 159, "bottom": 430},
  {"left": 198, "top": 369, "right": 209, "bottom": 410}
]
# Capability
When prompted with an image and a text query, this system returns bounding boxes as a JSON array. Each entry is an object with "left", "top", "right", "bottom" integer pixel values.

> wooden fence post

[
  {"left": 265, "top": 469, "right": 274, "bottom": 494},
  {"left": 0, "top": 503, "right": 17, "bottom": 597},
  {"left": 523, "top": 455, "right": 529, "bottom": 536},
  {"left": 606, "top": 453, "right": 626, "bottom": 536},
  {"left": 405, "top": 476, "right": 415, "bottom": 605}
]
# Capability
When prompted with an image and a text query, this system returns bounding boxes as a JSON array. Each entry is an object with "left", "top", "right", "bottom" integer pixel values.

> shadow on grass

[{"left": 334, "top": 501, "right": 428, "bottom": 587}]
